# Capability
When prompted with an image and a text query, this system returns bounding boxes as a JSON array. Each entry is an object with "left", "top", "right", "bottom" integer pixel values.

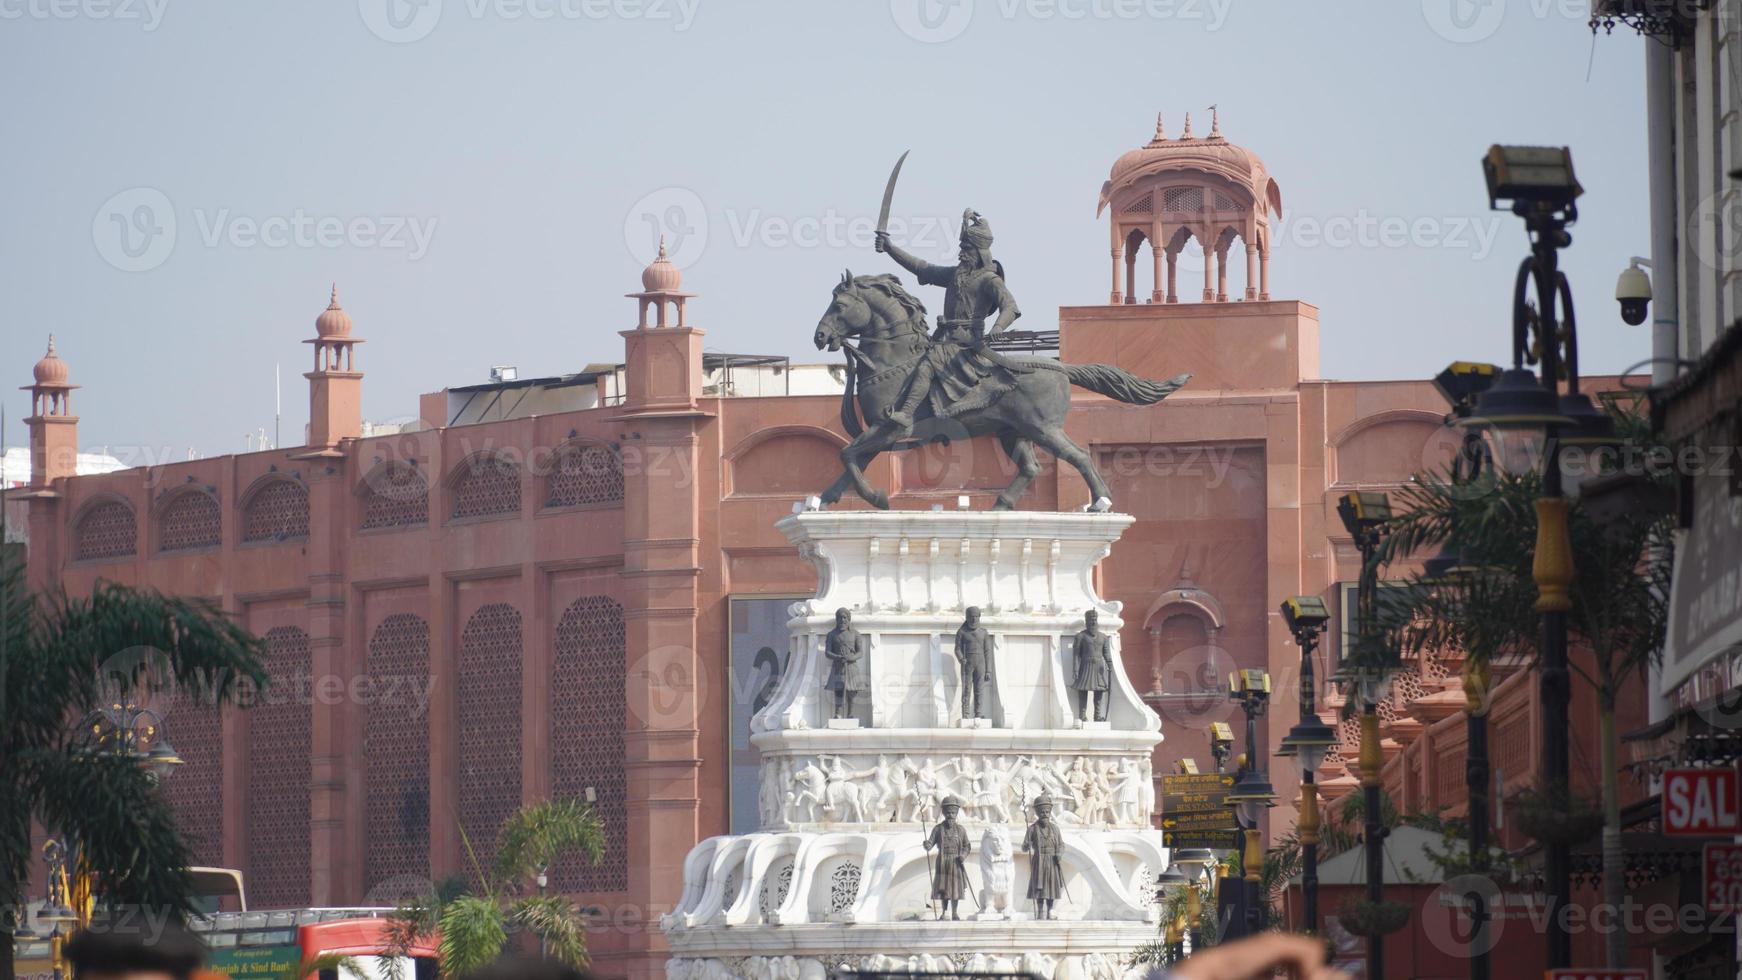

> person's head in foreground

[
  {"left": 461, "top": 957, "right": 594, "bottom": 980},
  {"left": 64, "top": 920, "right": 206, "bottom": 980}
]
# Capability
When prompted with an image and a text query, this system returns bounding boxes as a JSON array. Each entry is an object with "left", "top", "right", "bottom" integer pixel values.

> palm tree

[
  {"left": 385, "top": 798, "right": 604, "bottom": 977},
  {"left": 1374, "top": 415, "right": 1672, "bottom": 969},
  {"left": 0, "top": 554, "right": 269, "bottom": 980}
]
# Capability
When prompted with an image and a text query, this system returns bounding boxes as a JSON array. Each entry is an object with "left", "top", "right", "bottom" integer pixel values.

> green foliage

[
  {"left": 437, "top": 895, "right": 510, "bottom": 978},
  {"left": 493, "top": 797, "right": 605, "bottom": 891},
  {"left": 385, "top": 797, "right": 605, "bottom": 978},
  {"left": 0, "top": 558, "right": 269, "bottom": 979}
]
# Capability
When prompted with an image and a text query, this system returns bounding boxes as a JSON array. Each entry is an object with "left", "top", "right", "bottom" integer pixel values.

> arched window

[
  {"left": 74, "top": 498, "right": 136, "bottom": 562},
  {"left": 451, "top": 455, "right": 522, "bottom": 520},
  {"left": 247, "top": 625, "right": 311, "bottom": 909},
  {"left": 457, "top": 603, "right": 522, "bottom": 886},
  {"left": 365, "top": 613, "right": 431, "bottom": 890},
  {"left": 545, "top": 444, "right": 624, "bottom": 509},
  {"left": 360, "top": 464, "right": 429, "bottom": 530},
  {"left": 157, "top": 489, "right": 221, "bottom": 553},
  {"left": 242, "top": 480, "right": 309, "bottom": 542},
  {"left": 551, "top": 596, "right": 627, "bottom": 892}
]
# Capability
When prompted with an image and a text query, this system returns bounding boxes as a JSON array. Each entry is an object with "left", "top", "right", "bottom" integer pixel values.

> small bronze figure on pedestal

[
  {"left": 824, "top": 607, "right": 866, "bottom": 721},
  {"left": 1070, "top": 609, "right": 1113, "bottom": 723},
  {"left": 955, "top": 606, "right": 994, "bottom": 721},
  {"left": 1022, "top": 792, "right": 1065, "bottom": 920},
  {"left": 925, "top": 794, "right": 971, "bottom": 921}
]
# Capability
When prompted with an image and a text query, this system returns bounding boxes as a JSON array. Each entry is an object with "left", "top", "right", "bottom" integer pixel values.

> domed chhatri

[
  {"left": 23, "top": 333, "right": 78, "bottom": 420},
  {"left": 1098, "top": 107, "right": 1283, "bottom": 305},
  {"left": 627, "top": 235, "right": 696, "bottom": 329},
  {"left": 1104, "top": 107, "right": 1277, "bottom": 203},
  {"left": 641, "top": 236, "right": 684, "bottom": 292},
  {"left": 33, "top": 335, "right": 69, "bottom": 385},
  {"left": 315, "top": 283, "right": 353, "bottom": 338}
]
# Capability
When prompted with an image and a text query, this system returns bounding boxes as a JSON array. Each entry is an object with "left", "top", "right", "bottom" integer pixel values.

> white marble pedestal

[{"left": 661, "top": 510, "right": 1168, "bottom": 980}]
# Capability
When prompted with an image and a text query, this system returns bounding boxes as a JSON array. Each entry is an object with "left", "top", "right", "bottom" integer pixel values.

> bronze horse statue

[{"left": 813, "top": 272, "right": 1190, "bottom": 510}]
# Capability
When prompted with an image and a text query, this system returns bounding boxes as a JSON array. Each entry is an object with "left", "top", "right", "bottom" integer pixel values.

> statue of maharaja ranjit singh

[{"left": 811, "top": 153, "right": 1192, "bottom": 513}]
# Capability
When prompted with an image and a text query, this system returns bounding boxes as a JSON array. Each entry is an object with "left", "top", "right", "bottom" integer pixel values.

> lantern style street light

[
  {"left": 1335, "top": 489, "right": 1397, "bottom": 979},
  {"left": 1429, "top": 359, "right": 1502, "bottom": 980},
  {"left": 1224, "top": 667, "right": 1277, "bottom": 936},
  {"left": 1172, "top": 847, "right": 1215, "bottom": 951},
  {"left": 1277, "top": 595, "right": 1336, "bottom": 934},
  {"left": 1471, "top": 143, "right": 1623, "bottom": 970}
]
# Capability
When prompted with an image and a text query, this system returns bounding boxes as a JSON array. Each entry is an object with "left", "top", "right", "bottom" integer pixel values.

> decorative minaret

[
  {"left": 621, "top": 238, "right": 703, "bottom": 411},
  {"left": 22, "top": 336, "right": 79, "bottom": 489},
  {"left": 615, "top": 242, "right": 710, "bottom": 980},
  {"left": 301, "top": 285, "right": 363, "bottom": 455}
]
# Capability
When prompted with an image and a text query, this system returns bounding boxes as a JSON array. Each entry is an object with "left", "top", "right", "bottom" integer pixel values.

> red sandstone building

[{"left": 12, "top": 118, "right": 1603, "bottom": 978}]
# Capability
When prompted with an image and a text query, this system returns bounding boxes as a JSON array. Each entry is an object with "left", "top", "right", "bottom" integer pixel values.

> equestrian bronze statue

[{"left": 811, "top": 156, "right": 1190, "bottom": 511}]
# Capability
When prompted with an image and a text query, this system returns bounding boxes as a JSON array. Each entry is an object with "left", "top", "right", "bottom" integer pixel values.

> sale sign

[
  {"left": 1663, "top": 767, "right": 1741, "bottom": 836},
  {"left": 1705, "top": 843, "right": 1742, "bottom": 914}
]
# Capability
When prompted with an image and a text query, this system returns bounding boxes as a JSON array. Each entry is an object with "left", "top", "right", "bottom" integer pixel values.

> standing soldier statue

[
  {"left": 924, "top": 795, "right": 972, "bottom": 921},
  {"left": 873, "top": 209, "right": 1028, "bottom": 434},
  {"left": 1069, "top": 609, "right": 1114, "bottom": 724},
  {"left": 1022, "top": 792, "right": 1066, "bottom": 920},
  {"left": 955, "top": 606, "right": 995, "bottom": 721},
  {"left": 823, "top": 607, "right": 867, "bottom": 721}
]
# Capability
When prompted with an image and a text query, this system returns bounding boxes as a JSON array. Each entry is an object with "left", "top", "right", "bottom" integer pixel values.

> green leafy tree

[
  {"left": 0, "top": 556, "right": 269, "bottom": 980},
  {"left": 385, "top": 798, "right": 604, "bottom": 977},
  {"left": 1373, "top": 412, "right": 1672, "bottom": 969}
]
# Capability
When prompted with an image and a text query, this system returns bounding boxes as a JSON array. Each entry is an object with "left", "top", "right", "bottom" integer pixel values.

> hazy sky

[{"left": 1, "top": 0, "right": 1649, "bottom": 462}]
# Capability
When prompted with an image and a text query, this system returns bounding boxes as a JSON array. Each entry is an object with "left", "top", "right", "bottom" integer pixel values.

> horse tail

[
  {"left": 840, "top": 355, "right": 864, "bottom": 438},
  {"left": 1062, "top": 364, "right": 1191, "bottom": 405}
]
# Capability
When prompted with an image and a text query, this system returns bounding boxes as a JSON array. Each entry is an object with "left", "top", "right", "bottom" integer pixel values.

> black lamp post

[
  {"left": 1172, "top": 847, "right": 1215, "bottom": 952},
  {"left": 1278, "top": 595, "right": 1336, "bottom": 935},
  {"left": 1155, "top": 864, "right": 1189, "bottom": 962},
  {"left": 1430, "top": 360, "right": 1501, "bottom": 980},
  {"left": 1336, "top": 489, "right": 1395, "bottom": 979},
  {"left": 1226, "top": 670, "right": 1276, "bottom": 935},
  {"left": 1475, "top": 144, "right": 1619, "bottom": 971}
]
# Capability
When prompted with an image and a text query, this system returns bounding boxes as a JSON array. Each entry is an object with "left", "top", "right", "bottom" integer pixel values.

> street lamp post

[
  {"left": 1430, "top": 360, "right": 1500, "bottom": 980},
  {"left": 30, "top": 697, "right": 182, "bottom": 979},
  {"left": 1226, "top": 671, "right": 1276, "bottom": 935},
  {"left": 1336, "top": 490, "right": 1395, "bottom": 979},
  {"left": 1476, "top": 145, "right": 1618, "bottom": 971},
  {"left": 1155, "top": 863, "right": 1189, "bottom": 962},
  {"left": 1172, "top": 847, "right": 1215, "bottom": 952},
  {"left": 1278, "top": 595, "right": 1337, "bottom": 935}
]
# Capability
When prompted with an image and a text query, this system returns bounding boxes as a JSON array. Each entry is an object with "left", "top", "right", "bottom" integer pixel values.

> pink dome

[
  {"left": 315, "top": 284, "right": 353, "bottom": 338},
  {"left": 641, "top": 237, "right": 683, "bottom": 292},
  {"left": 1100, "top": 110, "right": 1282, "bottom": 221},
  {"left": 33, "top": 335, "right": 68, "bottom": 385}
]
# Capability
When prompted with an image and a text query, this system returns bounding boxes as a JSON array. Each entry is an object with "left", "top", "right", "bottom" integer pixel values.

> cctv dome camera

[{"left": 1616, "top": 260, "right": 1652, "bottom": 327}]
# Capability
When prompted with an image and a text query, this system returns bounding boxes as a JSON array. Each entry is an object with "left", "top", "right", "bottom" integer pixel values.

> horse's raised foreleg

[
  {"left": 1030, "top": 424, "right": 1113, "bottom": 511},
  {"left": 822, "top": 426, "right": 896, "bottom": 510},
  {"left": 993, "top": 431, "right": 1041, "bottom": 511}
]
